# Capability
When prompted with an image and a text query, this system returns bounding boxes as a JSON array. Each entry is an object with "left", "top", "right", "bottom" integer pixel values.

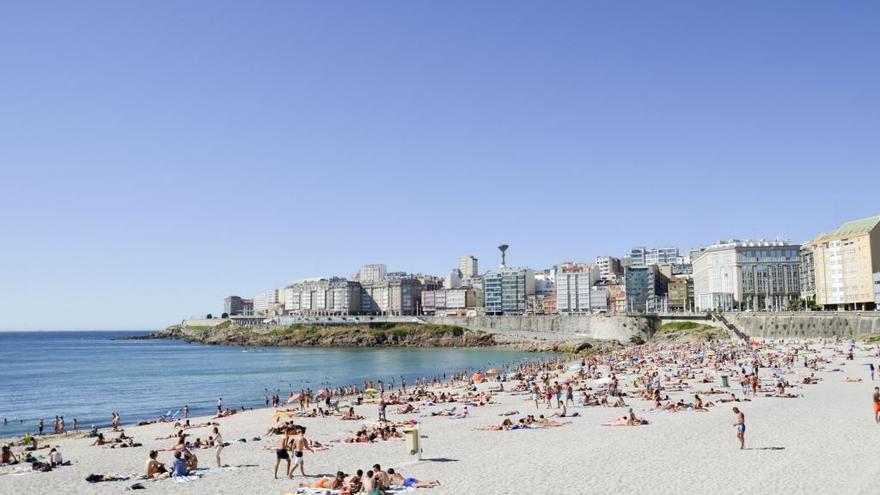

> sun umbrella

[
  {"left": 568, "top": 364, "right": 583, "bottom": 371},
  {"left": 472, "top": 373, "right": 484, "bottom": 382},
  {"left": 486, "top": 368, "right": 499, "bottom": 375},
  {"left": 595, "top": 377, "right": 613, "bottom": 385},
  {"left": 286, "top": 393, "right": 301, "bottom": 404},
  {"left": 364, "top": 388, "right": 378, "bottom": 395}
]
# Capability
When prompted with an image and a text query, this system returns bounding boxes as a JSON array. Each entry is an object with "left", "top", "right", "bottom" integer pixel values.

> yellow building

[{"left": 811, "top": 215, "right": 880, "bottom": 310}]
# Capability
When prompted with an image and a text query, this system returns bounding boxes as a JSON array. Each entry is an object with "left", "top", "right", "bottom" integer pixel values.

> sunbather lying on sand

[{"left": 388, "top": 468, "right": 440, "bottom": 488}]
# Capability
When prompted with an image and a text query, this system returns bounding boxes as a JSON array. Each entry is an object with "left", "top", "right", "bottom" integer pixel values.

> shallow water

[{"left": 0, "top": 330, "right": 542, "bottom": 438}]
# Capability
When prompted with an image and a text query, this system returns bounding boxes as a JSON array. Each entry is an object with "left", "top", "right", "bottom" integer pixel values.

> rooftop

[{"left": 813, "top": 215, "right": 880, "bottom": 242}]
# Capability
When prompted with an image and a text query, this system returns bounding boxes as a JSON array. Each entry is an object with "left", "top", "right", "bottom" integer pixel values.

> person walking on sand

[
  {"left": 289, "top": 427, "right": 315, "bottom": 478},
  {"left": 873, "top": 387, "right": 880, "bottom": 424},
  {"left": 869, "top": 363, "right": 875, "bottom": 382},
  {"left": 732, "top": 407, "right": 745, "bottom": 449},
  {"left": 183, "top": 405, "right": 189, "bottom": 418},
  {"left": 212, "top": 426, "right": 224, "bottom": 467},
  {"left": 273, "top": 428, "right": 292, "bottom": 479},
  {"left": 217, "top": 398, "right": 223, "bottom": 415}
]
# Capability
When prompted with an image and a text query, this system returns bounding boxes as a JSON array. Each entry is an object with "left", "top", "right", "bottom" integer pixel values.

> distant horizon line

[{"left": 0, "top": 328, "right": 158, "bottom": 333}]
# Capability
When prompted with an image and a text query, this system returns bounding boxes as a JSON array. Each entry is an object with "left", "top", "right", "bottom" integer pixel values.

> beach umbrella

[
  {"left": 364, "top": 388, "right": 378, "bottom": 396},
  {"left": 486, "top": 368, "right": 499, "bottom": 375},
  {"left": 472, "top": 373, "right": 484, "bottom": 382},
  {"left": 317, "top": 388, "right": 329, "bottom": 397},
  {"left": 595, "top": 377, "right": 613, "bottom": 385},
  {"left": 286, "top": 393, "right": 301, "bottom": 404},
  {"left": 568, "top": 364, "right": 583, "bottom": 371}
]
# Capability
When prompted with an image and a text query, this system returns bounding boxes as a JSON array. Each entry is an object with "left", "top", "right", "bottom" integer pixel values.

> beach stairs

[{"left": 711, "top": 312, "right": 750, "bottom": 343}]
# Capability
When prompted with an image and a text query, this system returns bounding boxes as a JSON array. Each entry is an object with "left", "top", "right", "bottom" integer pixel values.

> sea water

[{"left": 0, "top": 331, "right": 542, "bottom": 438}]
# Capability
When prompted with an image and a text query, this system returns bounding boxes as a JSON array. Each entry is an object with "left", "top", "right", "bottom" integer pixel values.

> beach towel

[{"left": 172, "top": 475, "right": 202, "bottom": 483}]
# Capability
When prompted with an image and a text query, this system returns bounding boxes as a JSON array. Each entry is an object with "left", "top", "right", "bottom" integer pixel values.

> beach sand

[{"left": 2, "top": 342, "right": 878, "bottom": 495}]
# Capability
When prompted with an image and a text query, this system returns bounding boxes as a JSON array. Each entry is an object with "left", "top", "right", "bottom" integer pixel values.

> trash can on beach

[
  {"left": 721, "top": 375, "right": 729, "bottom": 388},
  {"left": 404, "top": 426, "right": 420, "bottom": 456}
]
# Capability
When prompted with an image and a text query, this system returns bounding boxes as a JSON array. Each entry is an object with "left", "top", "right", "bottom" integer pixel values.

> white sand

[{"left": 2, "top": 343, "right": 878, "bottom": 495}]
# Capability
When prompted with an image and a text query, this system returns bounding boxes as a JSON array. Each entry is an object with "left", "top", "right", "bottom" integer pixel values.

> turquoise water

[{"left": 0, "top": 331, "right": 541, "bottom": 438}]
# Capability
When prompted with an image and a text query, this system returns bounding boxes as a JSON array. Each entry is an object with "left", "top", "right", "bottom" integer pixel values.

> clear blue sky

[{"left": 1, "top": 1, "right": 878, "bottom": 330}]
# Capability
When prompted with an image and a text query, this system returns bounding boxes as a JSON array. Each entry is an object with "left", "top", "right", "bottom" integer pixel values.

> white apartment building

[
  {"left": 692, "top": 240, "right": 801, "bottom": 311},
  {"left": 253, "top": 289, "right": 283, "bottom": 316},
  {"left": 556, "top": 263, "right": 601, "bottom": 313}
]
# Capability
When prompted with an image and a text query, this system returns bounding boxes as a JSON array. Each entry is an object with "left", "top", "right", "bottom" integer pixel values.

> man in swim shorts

[
  {"left": 273, "top": 428, "right": 291, "bottom": 479},
  {"left": 732, "top": 407, "right": 745, "bottom": 449},
  {"left": 289, "top": 427, "right": 314, "bottom": 477}
]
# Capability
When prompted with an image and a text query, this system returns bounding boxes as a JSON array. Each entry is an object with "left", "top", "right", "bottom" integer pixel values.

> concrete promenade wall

[
  {"left": 424, "top": 314, "right": 655, "bottom": 342},
  {"left": 426, "top": 312, "right": 880, "bottom": 342},
  {"left": 727, "top": 313, "right": 880, "bottom": 339}
]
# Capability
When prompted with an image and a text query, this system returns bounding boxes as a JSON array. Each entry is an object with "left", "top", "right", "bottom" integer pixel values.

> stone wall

[
  {"left": 726, "top": 312, "right": 880, "bottom": 339},
  {"left": 424, "top": 314, "right": 654, "bottom": 343}
]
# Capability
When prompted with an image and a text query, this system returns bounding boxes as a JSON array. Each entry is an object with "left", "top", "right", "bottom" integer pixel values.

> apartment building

[{"left": 811, "top": 215, "right": 880, "bottom": 310}]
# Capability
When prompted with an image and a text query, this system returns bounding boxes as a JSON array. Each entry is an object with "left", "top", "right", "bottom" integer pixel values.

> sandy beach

[{"left": 2, "top": 340, "right": 878, "bottom": 495}]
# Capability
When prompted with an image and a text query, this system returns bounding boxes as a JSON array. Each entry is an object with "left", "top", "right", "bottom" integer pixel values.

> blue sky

[{"left": 1, "top": 1, "right": 878, "bottom": 330}]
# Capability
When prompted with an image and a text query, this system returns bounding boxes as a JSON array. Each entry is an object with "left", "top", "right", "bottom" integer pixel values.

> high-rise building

[
  {"left": 624, "top": 265, "right": 669, "bottom": 313},
  {"left": 630, "top": 247, "right": 647, "bottom": 267},
  {"left": 811, "top": 215, "right": 880, "bottom": 310},
  {"left": 646, "top": 246, "right": 680, "bottom": 266},
  {"left": 360, "top": 275, "right": 423, "bottom": 315},
  {"left": 284, "top": 278, "right": 362, "bottom": 315},
  {"left": 595, "top": 256, "right": 623, "bottom": 281},
  {"left": 357, "top": 264, "right": 386, "bottom": 283},
  {"left": 483, "top": 267, "right": 535, "bottom": 315},
  {"left": 459, "top": 256, "right": 479, "bottom": 278},
  {"left": 556, "top": 263, "right": 601, "bottom": 313},
  {"left": 692, "top": 240, "right": 801, "bottom": 311}
]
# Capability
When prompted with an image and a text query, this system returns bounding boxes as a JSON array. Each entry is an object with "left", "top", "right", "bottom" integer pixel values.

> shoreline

[
  {"left": 0, "top": 346, "right": 554, "bottom": 443},
  {"left": 3, "top": 337, "right": 879, "bottom": 494}
]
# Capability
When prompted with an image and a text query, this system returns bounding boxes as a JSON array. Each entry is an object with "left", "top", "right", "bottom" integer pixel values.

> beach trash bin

[
  {"left": 721, "top": 375, "right": 729, "bottom": 388},
  {"left": 403, "top": 426, "right": 419, "bottom": 455}
]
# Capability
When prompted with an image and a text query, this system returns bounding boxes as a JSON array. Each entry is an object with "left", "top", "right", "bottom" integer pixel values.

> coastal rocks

[{"left": 149, "top": 323, "right": 497, "bottom": 348}]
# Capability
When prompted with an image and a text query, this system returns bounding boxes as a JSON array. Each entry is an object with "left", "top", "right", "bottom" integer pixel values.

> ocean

[{"left": 0, "top": 331, "right": 542, "bottom": 439}]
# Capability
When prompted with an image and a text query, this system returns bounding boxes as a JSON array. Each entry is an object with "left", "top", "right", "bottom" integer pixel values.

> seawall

[
  {"left": 424, "top": 314, "right": 655, "bottom": 343},
  {"left": 727, "top": 313, "right": 880, "bottom": 339},
  {"left": 425, "top": 312, "right": 880, "bottom": 342}
]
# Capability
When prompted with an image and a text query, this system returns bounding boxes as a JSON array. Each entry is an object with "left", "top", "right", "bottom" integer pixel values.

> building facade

[
  {"left": 624, "top": 265, "right": 668, "bottom": 313},
  {"left": 254, "top": 289, "right": 284, "bottom": 316},
  {"left": 459, "top": 256, "right": 479, "bottom": 278},
  {"left": 667, "top": 277, "right": 694, "bottom": 312},
  {"left": 799, "top": 244, "right": 816, "bottom": 306},
  {"left": 595, "top": 256, "right": 622, "bottom": 282},
  {"left": 357, "top": 264, "right": 387, "bottom": 283},
  {"left": 645, "top": 246, "right": 680, "bottom": 266},
  {"left": 556, "top": 264, "right": 602, "bottom": 313},
  {"left": 421, "top": 288, "right": 476, "bottom": 316},
  {"left": 483, "top": 267, "right": 535, "bottom": 315},
  {"left": 360, "top": 276, "right": 423, "bottom": 315},
  {"left": 811, "top": 215, "right": 880, "bottom": 310},
  {"left": 284, "top": 278, "right": 362, "bottom": 315},
  {"left": 224, "top": 296, "right": 245, "bottom": 316},
  {"left": 692, "top": 240, "right": 801, "bottom": 311}
]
